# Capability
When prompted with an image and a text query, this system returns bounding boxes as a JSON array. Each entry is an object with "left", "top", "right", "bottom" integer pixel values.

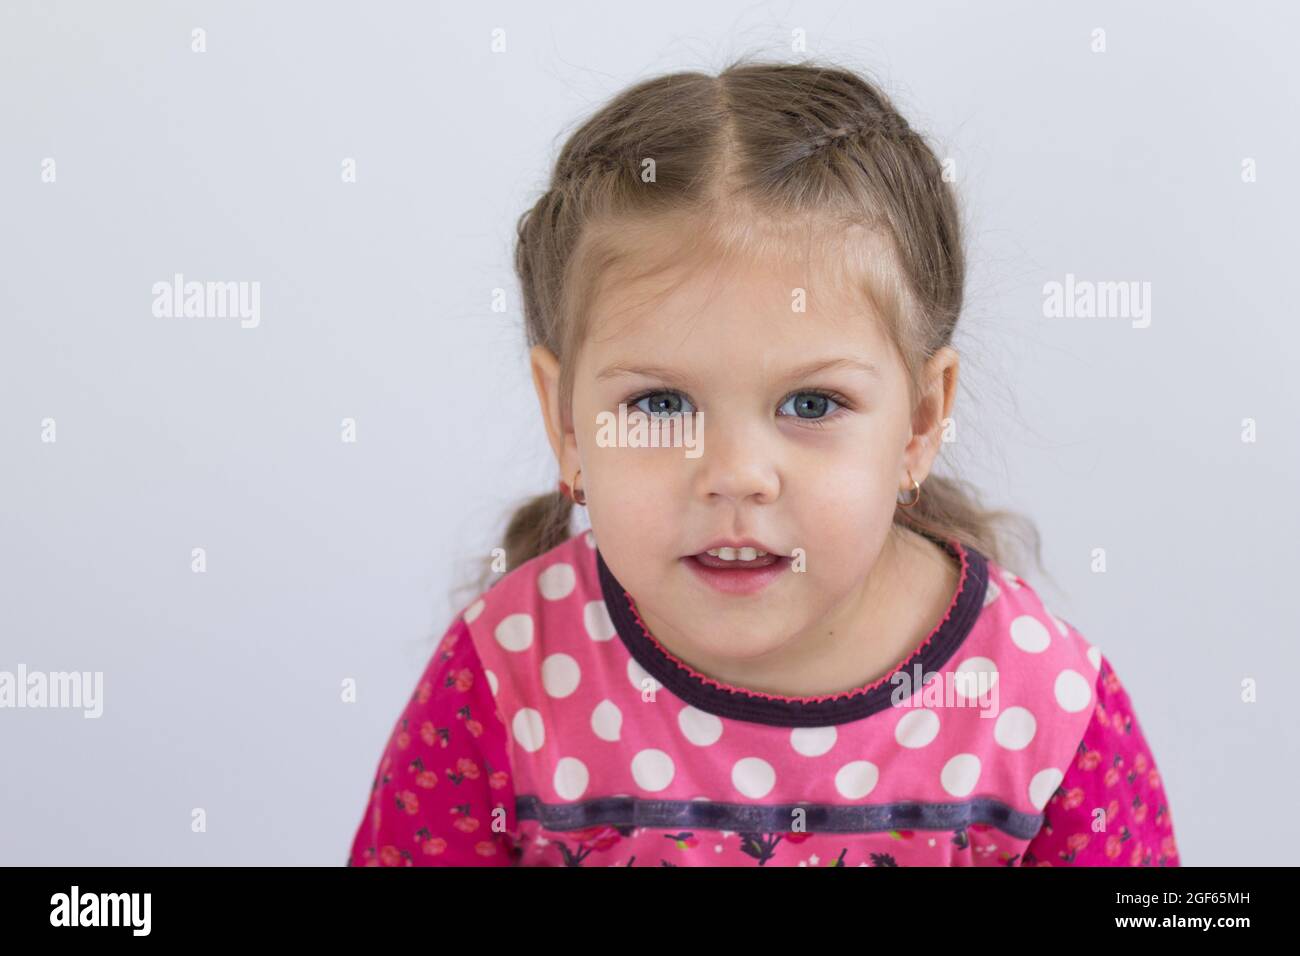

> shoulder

[
  {"left": 941, "top": 552, "right": 1106, "bottom": 813},
  {"left": 454, "top": 530, "right": 611, "bottom": 712},
  {"left": 972, "top": 554, "right": 1103, "bottom": 713},
  {"left": 975, "top": 556, "right": 1152, "bottom": 743},
  {"left": 456, "top": 530, "right": 611, "bottom": 672}
]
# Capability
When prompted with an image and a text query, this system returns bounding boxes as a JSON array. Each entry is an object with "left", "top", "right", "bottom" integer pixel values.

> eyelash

[{"left": 624, "top": 387, "right": 853, "bottom": 429}]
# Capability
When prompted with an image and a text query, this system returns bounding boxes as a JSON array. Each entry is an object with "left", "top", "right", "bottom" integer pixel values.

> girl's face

[{"left": 530, "top": 241, "right": 957, "bottom": 676}]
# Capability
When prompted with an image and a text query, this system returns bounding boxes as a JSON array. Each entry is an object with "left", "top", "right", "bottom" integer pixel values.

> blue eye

[
  {"left": 624, "top": 387, "right": 849, "bottom": 425},
  {"left": 778, "top": 390, "right": 842, "bottom": 420},
  {"left": 632, "top": 391, "right": 696, "bottom": 417}
]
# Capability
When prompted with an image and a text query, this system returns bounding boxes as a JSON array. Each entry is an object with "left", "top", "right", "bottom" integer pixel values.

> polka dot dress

[{"left": 348, "top": 531, "right": 1179, "bottom": 867}]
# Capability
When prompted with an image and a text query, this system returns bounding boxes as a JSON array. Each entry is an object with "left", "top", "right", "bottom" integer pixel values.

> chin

[{"left": 702, "top": 624, "right": 795, "bottom": 659}]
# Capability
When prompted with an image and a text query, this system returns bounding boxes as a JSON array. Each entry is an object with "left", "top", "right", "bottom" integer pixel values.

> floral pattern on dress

[
  {"left": 1022, "top": 657, "right": 1180, "bottom": 866},
  {"left": 348, "top": 616, "right": 519, "bottom": 866}
]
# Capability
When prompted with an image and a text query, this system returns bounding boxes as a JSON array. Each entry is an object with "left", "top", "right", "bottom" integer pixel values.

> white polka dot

[
  {"left": 835, "top": 761, "right": 879, "bottom": 800},
  {"left": 1010, "top": 615, "right": 1051, "bottom": 653},
  {"left": 1086, "top": 645, "right": 1102, "bottom": 671},
  {"left": 1029, "top": 768, "right": 1064, "bottom": 810},
  {"left": 627, "top": 658, "right": 661, "bottom": 696},
  {"left": 790, "top": 726, "right": 837, "bottom": 757},
  {"left": 1000, "top": 568, "right": 1022, "bottom": 590},
  {"left": 1054, "top": 669, "right": 1092, "bottom": 712},
  {"left": 485, "top": 669, "right": 498, "bottom": 696},
  {"left": 583, "top": 600, "right": 616, "bottom": 641},
  {"left": 732, "top": 757, "right": 776, "bottom": 798},
  {"left": 631, "top": 749, "right": 675, "bottom": 791},
  {"left": 940, "top": 753, "right": 981, "bottom": 797},
  {"left": 1048, "top": 612, "right": 1070, "bottom": 637},
  {"left": 983, "top": 579, "right": 1001, "bottom": 607},
  {"left": 494, "top": 613, "right": 534, "bottom": 652},
  {"left": 463, "top": 599, "right": 485, "bottom": 623},
  {"left": 553, "top": 757, "right": 589, "bottom": 800},
  {"left": 537, "top": 563, "right": 576, "bottom": 600},
  {"left": 993, "top": 706, "right": 1037, "bottom": 750},
  {"left": 678, "top": 706, "right": 723, "bottom": 746},
  {"left": 541, "top": 653, "right": 581, "bottom": 698},
  {"left": 512, "top": 708, "right": 545, "bottom": 753},
  {"left": 591, "top": 700, "right": 622, "bottom": 741},
  {"left": 953, "top": 657, "right": 999, "bottom": 700},
  {"left": 894, "top": 709, "right": 941, "bottom": 748}
]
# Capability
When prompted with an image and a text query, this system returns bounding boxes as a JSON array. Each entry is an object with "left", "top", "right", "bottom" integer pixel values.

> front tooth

[{"left": 704, "top": 547, "right": 771, "bottom": 561}]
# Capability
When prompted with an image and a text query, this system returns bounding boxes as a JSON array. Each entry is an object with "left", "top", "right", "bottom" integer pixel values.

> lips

[
  {"left": 683, "top": 538, "right": 789, "bottom": 593},
  {"left": 693, "top": 549, "right": 779, "bottom": 570},
  {"left": 683, "top": 552, "right": 791, "bottom": 595}
]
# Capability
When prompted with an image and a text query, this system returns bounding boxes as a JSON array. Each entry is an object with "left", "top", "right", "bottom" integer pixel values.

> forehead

[{"left": 582, "top": 227, "right": 898, "bottom": 376}]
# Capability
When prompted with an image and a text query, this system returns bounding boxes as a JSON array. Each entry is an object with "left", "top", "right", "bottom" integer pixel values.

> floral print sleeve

[
  {"left": 1023, "top": 655, "right": 1180, "bottom": 866},
  {"left": 348, "top": 616, "right": 519, "bottom": 866}
]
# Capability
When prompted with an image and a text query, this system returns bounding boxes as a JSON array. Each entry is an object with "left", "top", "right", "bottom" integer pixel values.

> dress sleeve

[
  {"left": 1023, "top": 654, "right": 1180, "bottom": 866},
  {"left": 347, "top": 615, "right": 520, "bottom": 866}
]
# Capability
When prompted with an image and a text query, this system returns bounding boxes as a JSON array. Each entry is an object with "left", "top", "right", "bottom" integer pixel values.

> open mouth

[
  {"left": 682, "top": 547, "right": 791, "bottom": 595},
  {"left": 691, "top": 547, "right": 782, "bottom": 570}
]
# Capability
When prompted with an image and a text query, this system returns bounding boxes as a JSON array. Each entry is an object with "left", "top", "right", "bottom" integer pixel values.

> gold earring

[
  {"left": 897, "top": 469, "right": 921, "bottom": 508},
  {"left": 570, "top": 468, "right": 586, "bottom": 506}
]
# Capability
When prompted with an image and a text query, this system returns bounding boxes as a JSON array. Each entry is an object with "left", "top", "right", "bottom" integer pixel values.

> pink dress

[{"left": 348, "top": 531, "right": 1180, "bottom": 867}]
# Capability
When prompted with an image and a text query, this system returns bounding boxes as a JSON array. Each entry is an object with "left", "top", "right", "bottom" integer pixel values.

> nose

[{"left": 691, "top": 418, "right": 781, "bottom": 506}]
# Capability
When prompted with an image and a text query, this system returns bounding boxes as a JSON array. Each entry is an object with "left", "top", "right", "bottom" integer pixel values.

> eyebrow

[{"left": 596, "top": 356, "right": 882, "bottom": 383}]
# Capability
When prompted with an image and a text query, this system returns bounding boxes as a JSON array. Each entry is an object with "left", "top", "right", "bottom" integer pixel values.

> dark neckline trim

[{"left": 595, "top": 533, "right": 990, "bottom": 727}]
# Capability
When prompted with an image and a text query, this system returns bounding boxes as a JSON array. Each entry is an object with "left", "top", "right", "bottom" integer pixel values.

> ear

[
  {"left": 529, "top": 344, "right": 581, "bottom": 482},
  {"left": 902, "top": 346, "right": 959, "bottom": 487}
]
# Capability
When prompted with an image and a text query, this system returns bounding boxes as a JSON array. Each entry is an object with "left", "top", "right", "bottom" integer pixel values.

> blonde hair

[{"left": 476, "top": 56, "right": 1042, "bottom": 595}]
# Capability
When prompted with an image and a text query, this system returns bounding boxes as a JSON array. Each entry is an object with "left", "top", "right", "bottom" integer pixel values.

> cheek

[
  {"left": 798, "top": 427, "right": 900, "bottom": 490},
  {"left": 586, "top": 449, "right": 682, "bottom": 539},
  {"left": 791, "top": 438, "right": 900, "bottom": 543}
]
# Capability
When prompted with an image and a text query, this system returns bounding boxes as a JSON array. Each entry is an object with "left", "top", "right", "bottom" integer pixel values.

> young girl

[{"left": 348, "top": 58, "right": 1179, "bottom": 867}]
